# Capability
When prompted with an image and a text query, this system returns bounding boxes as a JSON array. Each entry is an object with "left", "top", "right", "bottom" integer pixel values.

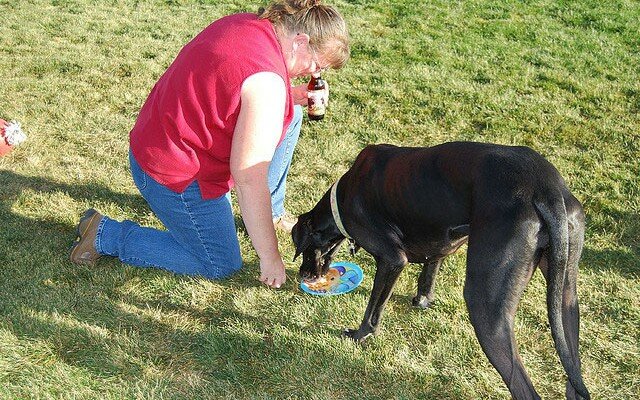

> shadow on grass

[
  {"left": 2, "top": 169, "right": 633, "bottom": 398},
  {"left": 3, "top": 169, "right": 470, "bottom": 398},
  {"left": 0, "top": 168, "right": 254, "bottom": 281},
  {"left": 582, "top": 245, "right": 639, "bottom": 278},
  {"left": 0, "top": 171, "right": 257, "bottom": 379}
]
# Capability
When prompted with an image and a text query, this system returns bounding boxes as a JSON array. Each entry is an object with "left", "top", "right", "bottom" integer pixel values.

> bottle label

[{"left": 308, "top": 90, "right": 326, "bottom": 116}]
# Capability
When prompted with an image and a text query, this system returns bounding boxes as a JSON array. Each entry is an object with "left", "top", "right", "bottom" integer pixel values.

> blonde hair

[{"left": 258, "top": 0, "right": 349, "bottom": 69}]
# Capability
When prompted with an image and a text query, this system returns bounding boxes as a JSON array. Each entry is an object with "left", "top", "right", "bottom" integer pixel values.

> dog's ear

[{"left": 292, "top": 214, "right": 313, "bottom": 261}]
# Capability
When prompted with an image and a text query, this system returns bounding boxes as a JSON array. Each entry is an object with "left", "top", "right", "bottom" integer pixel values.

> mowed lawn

[{"left": 0, "top": 0, "right": 638, "bottom": 399}]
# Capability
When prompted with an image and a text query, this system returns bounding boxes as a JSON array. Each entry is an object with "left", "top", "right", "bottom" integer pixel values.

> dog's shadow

[{"left": 581, "top": 209, "right": 639, "bottom": 277}]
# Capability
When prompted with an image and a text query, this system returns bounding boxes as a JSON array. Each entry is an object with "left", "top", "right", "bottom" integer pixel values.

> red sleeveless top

[{"left": 130, "top": 13, "right": 294, "bottom": 199}]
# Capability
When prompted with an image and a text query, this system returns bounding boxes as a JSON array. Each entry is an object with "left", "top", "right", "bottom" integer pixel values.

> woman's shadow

[{"left": 0, "top": 169, "right": 275, "bottom": 380}]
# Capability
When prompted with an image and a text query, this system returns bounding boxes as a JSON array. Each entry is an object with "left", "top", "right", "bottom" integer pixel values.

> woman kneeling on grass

[{"left": 70, "top": 0, "right": 349, "bottom": 288}]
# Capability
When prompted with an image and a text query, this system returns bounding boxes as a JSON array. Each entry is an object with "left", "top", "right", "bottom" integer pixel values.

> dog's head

[{"left": 292, "top": 208, "right": 345, "bottom": 280}]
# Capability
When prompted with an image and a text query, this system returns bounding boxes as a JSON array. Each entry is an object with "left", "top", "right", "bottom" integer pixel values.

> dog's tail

[{"left": 535, "top": 193, "right": 590, "bottom": 400}]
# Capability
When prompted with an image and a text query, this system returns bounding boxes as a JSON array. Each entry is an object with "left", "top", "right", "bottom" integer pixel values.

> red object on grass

[
  {"left": 0, "top": 118, "right": 26, "bottom": 156},
  {"left": 0, "top": 141, "right": 10, "bottom": 156},
  {"left": 0, "top": 119, "right": 12, "bottom": 156}
]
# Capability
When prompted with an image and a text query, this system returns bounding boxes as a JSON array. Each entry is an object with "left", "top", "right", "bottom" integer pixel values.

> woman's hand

[
  {"left": 259, "top": 256, "right": 287, "bottom": 289},
  {"left": 291, "top": 83, "right": 309, "bottom": 105}
]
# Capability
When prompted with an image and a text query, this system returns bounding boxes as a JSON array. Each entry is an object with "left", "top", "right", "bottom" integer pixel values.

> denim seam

[
  {"left": 280, "top": 136, "right": 292, "bottom": 172},
  {"left": 120, "top": 256, "right": 164, "bottom": 269},
  {"left": 272, "top": 133, "right": 293, "bottom": 220},
  {"left": 181, "top": 191, "right": 221, "bottom": 279},
  {"left": 94, "top": 216, "right": 108, "bottom": 255},
  {"left": 273, "top": 139, "right": 290, "bottom": 220}
]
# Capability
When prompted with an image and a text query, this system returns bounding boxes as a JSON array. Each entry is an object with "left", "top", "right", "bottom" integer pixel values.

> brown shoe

[
  {"left": 273, "top": 213, "right": 297, "bottom": 233},
  {"left": 70, "top": 209, "right": 103, "bottom": 266}
]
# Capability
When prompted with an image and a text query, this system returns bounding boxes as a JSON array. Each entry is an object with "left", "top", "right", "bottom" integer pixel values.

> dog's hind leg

[
  {"left": 413, "top": 225, "right": 469, "bottom": 309},
  {"left": 412, "top": 258, "right": 442, "bottom": 309},
  {"left": 412, "top": 224, "right": 470, "bottom": 309},
  {"left": 464, "top": 220, "right": 541, "bottom": 400},
  {"left": 344, "top": 256, "right": 407, "bottom": 343}
]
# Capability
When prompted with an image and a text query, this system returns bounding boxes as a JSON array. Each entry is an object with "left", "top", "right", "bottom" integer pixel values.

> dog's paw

[
  {"left": 412, "top": 295, "right": 433, "bottom": 309},
  {"left": 342, "top": 328, "right": 357, "bottom": 340},
  {"left": 342, "top": 328, "right": 372, "bottom": 344}
]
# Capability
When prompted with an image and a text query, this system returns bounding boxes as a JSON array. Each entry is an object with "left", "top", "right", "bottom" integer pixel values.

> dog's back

[
  {"left": 342, "top": 142, "right": 575, "bottom": 252},
  {"left": 351, "top": 141, "right": 568, "bottom": 203}
]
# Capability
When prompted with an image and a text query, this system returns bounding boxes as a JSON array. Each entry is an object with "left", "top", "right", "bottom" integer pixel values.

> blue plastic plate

[{"left": 300, "top": 261, "right": 363, "bottom": 296}]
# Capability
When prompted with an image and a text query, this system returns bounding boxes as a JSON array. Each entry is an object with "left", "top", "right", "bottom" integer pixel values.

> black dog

[{"left": 292, "top": 142, "right": 589, "bottom": 400}]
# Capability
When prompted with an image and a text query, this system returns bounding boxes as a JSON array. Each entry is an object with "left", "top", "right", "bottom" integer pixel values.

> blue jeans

[
  {"left": 96, "top": 105, "right": 303, "bottom": 279},
  {"left": 270, "top": 105, "right": 302, "bottom": 219}
]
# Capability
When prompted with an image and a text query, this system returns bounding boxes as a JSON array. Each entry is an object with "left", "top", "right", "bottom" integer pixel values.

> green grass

[{"left": 0, "top": 0, "right": 638, "bottom": 398}]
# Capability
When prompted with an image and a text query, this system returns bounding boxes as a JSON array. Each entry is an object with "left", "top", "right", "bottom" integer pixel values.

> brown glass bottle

[{"left": 307, "top": 73, "right": 326, "bottom": 121}]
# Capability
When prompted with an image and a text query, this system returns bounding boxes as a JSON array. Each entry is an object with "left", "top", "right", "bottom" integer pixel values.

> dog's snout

[
  {"left": 300, "top": 269, "right": 320, "bottom": 280},
  {"left": 298, "top": 262, "right": 316, "bottom": 280}
]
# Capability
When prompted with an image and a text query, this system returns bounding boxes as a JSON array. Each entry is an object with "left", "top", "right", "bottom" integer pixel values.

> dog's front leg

[
  {"left": 343, "top": 258, "right": 406, "bottom": 343},
  {"left": 412, "top": 258, "right": 443, "bottom": 309}
]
